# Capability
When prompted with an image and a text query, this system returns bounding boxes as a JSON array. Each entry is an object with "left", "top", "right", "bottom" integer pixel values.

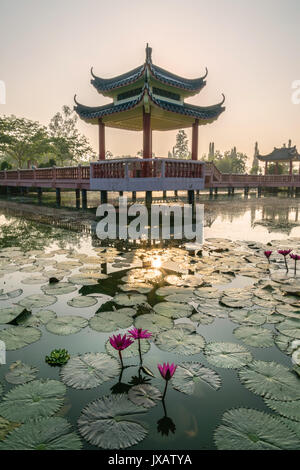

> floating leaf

[
  {"left": 0, "top": 417, "right": 82, "bottom": 450},
  {"left": 5, "top": 361, "right": 38, "bottom": 384},
  {"left": 189, "top": 312, "right": 214, "bottom": 325},
  {"left": 153, "top": 301, "right": 193, "bottom": 319},
  {"left": 67, "top": 296, "right": 97, "bottom": 308},
  {"left": 172, "top": 362, "right": 221, "bottom": 395},
  {"left": 18, "top": 309, "right": 57, "bottom": 327},
  {"left": 46, "top": 316, "right": 88, "bottom": 335},
  {"left": 276, "top": 318, "right": 300, "bottom": 339},
  {"left": 0, "top": 379, "right": 66, "bottom": 422},
  {"left": 78, "top": 395, "right": 148, "bottom": 449},
  {"left": 90, "top": 310, "right": 134, "bottom": 333},
  {"left": 134, "top": 313, "right": 173, "bottom": 334},
  {"left": 264, "top": 398, "right": 300, "bottom": 422},
  {"left": 41, "top": 282, "right": 77, "bottom": 295},
  {"left": 0, "top": 416, "right": 20, "bottom": 441},
  {"left": 21, "top": 275, "right": 47, "bottom": 285},
  {"left": 113, "top": 293, "right": 147, "bottom": 306},
  {"left": 229, "top": 309, "right": 266, "bottom": 326},
  {"left": 233, "top": 326, "right": 274, "bottom": 348},
  {"left": 106, "top": 338, "right": 150, "bottom": 359},
  {"left": 205, "top": 342, "right": 252, "bottom": 369},
  {"left": 128, "top": 385, "right": 162, "bottom": 408},
  {"left": 274, "top": 334, "right": 294, "bottom": 354},
  {"left": 214, "top": 408, "right": 300, "bottom": 450},
  {"left": 156, "top": 286, "right": 194, "bottom": 297},
  {"left": 155, "top": 329, "right": 205, "bottom": 355},
  {"left": 68, "top": 275, "right": 98, "bottom": 286},
  {"left": 18, "top": 294, "right": 57, "bottom": 309},
  {"left": 0, "top": 289, "right": 23, "bottom": 301},
  {"left": 220, "top": 297, "right": 253, "bottom": 308},
  {"left": 239, "top": 360, "right": 300, "bottom": 401},
  {"left": 0, "top": 305, "right": 25, "bottom": 324},
  {"left": 60, "top": 353, "right": 120, "bottom": 390},
  {"left": 0, "top": 326, "right": 41, "bottom": 350}
]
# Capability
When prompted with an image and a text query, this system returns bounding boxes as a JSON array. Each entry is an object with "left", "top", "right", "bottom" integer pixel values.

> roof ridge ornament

[{"left": 146, "top": 43, "right": 152, "bottom": 63}]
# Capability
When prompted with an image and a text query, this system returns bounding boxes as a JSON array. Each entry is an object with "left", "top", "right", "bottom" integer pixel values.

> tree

[
  {"left": 203, "top": 146, "right": 247, "bottom": 173},
  {"left": 0, "top": 115, "right": 52, "bottom": 168},
  {"left": 250, "top": 142, "right": 259, "bottom": 175},
  {"left": 49, "top": 106, "right": 96, "bottom": 165},
  {"left": 172, "top": 130, "right": 190, "bottom": 159}
]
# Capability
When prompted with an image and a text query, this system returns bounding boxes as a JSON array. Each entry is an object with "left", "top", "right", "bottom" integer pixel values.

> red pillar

[
  {"left": 275, "top": 162, "right": 279, "bottom": 175},
  {"left": 143, "top": 109, "right": 151, "bottom": 158},
  {"left": 192, "top": 119, "right": 199, "bottom": 160},
  {"left": 98, "top": 118, "right": 105, "bottom": 160},
  {"left": 265, "top": 161, "right": 268, "bottom": 175},
  {"left": 290, "top": 160, "right": 293, "bottom": 175}
]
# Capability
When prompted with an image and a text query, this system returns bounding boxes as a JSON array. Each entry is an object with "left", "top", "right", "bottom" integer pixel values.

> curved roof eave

[{"left": 90, "top": 64, "right": 146, "bottom": 92}]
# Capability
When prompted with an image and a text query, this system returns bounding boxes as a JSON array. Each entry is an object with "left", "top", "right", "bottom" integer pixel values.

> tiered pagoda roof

[
  {"left": 257, "top": 146, "right": 300, "bottom": 162},
  {"left": 74, "top": 44, "right": 225, "bottom": 131}
]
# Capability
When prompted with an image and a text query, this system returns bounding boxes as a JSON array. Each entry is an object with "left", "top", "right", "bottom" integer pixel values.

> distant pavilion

[
  {"left": 74, "top": 44, "right": 225, "bottom": 162},
  {"left": 257, "top": 145, "right": 300, "bottom": 175}
]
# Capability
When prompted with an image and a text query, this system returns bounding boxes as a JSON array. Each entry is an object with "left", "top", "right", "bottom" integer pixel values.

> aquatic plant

[
  {"left": 157, "top": 362, "right": 177, "bottom": 399},
  {"left": 45, "top": 349, "right": 70, "bottom": 367},
  {"left": 128, "top": 327, "right": 152, "bottom": 364},
  {"left": 264, "top": 250, "right": 272, "bottom": 263},
  {"left": 109, "top": 334, "right": 133, "bottom": 368},
  {"left": 278, "top": 249, "right": 292, "bottom": 272},
  {"left": 290, "top": 253, "right": 300, "bottom": 275}
]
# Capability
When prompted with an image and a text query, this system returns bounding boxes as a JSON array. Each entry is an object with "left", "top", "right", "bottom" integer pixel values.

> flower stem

[
  {"left": 138, "top": 338, "right": 142, "bottom": 365},
  {"left": 295, "top": 259, "right": 297, "bottom": 277},
  {"left": 284, "top": 256, "right": 289, "bottom": 272},
  {"left": 162, "top": 380, "right": 168, "bottom": 401},
  {"left": 118, "top": 350, "right": 124, "bottom": 369}
]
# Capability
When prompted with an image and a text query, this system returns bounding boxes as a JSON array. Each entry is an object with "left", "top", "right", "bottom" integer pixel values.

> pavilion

[
  {"left": 74, "top": 45, "right": 225, "bottom": 202},
  {"left": 257, "top": 145, "right": 300, "bottom": 175}
]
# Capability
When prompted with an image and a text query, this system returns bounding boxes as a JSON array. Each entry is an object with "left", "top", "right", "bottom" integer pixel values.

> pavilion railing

[{"left": 0, "top": 166, "right": 90, "bottom": 181}]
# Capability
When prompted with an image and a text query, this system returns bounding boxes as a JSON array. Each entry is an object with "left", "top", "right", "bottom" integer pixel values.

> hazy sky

[{"left": 1, "top": 0, "right": 300, "bottom": 166}]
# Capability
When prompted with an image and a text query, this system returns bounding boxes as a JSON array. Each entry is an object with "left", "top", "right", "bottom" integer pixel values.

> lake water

[{"left": 0, "top": 193, "right": 299, "bottom": 450}]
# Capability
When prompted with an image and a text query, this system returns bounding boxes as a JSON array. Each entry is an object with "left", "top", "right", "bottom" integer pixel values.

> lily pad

[
  {"left": 5, "top": 361, "right": 38, "bottom": 384},
  {"left": 134, "top": 313, "right": 173, "bottom": 334},
  {"left": 214, "top": 408, "right": 300, "bottom": 450},
  {"left": 67, "top": 296, "right": 97, "bottom": 308},
  {"left": 220, "top": 297, "right": 253, "bottom": 308},
  {"left": 264, "top": 398, "right": 300, "bottom": 422},
  {"left": 41, "top": 282, "right": 77, "bottom": 295},
  {"left": 239, "top": 360, "right": 300, "bottom": 401},
  {"left": 78, "top": 395, "right": 148, "bottom": 449},
  {"left": 0, "top": 305, "right": 25, "bottom": 324},
  {"left": 155, "top": 329, "right": 205, "bottom": 355},
  {"left": 0, "top": 379, "right": 66, "bottom": 422},
  {"left": 18, "top": 309, "right": 57, "bottom": 327},
  {"left": 0, "top": 416, "right": 20, "bottom": 441},
  {"left": 106, "top": 338, "right": 150, "bottom": 359},
  {"left": 21, "top": 275, "right": 47, "bottom": 285},
  {"left": 153, "top": 302, "right": 193, "bottom": 319},
  {"left": 204, "top": 342, "right": 252, "bottom": 369},
  {"left": 189, "top": 312, "right": 214, "bottom": 325},
  {"left": 0, "top": 289, "right": 23, "bottom": 301},
  {"left": 90, "top": 310, "right": 134, "bottom": 333},
  {"left": 0, "top": 326, "right": 41, "bottom": 350},
  {"left": 68, "top": 275, "right": 98, "bottom": 286},
  {"left": 0, "top": 417, "right": 82, "bottom": 450},
  {"left": 18, "top": 294, "right": 57, "bottom": 309},
  {"left": 60, "top": 353, "right": 120, "bottom": 390},
  {"left": 113, "top": 293, "right": 147, "bottom": 306},
  {"left": 276, "top": 318, "right": 300, "bottom": 339},
  {"left": 172, "top": 362, "right": 221, "bottom": 395},
  {"left": 46, "top": 316, "right": 88, "bottom": 335},
  {"left": 229, "top": 309, "right": 266, "bottom": 326},
  {"left": 233, "top": 326, "right": 274, "bottom": 348},
  {"left": 128, "top": 385, "right": 162, "bottom": 408}
]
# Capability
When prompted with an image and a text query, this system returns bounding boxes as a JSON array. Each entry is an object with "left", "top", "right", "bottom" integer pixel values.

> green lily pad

[
  {"left": 204, "top": 342, "right": 252, "bottom": 369},
  {"left": 21, "top": 275, "right": 47, "bottom": 285},
  {"left": 164, "top": 293, "right": 196, "bottom": 303},
  {"left": 60, "top": 353, "right": 120, "bottom": 390},
  {"left": 156, "top": 286, "right": 194, "bottom": 297},
  {"left": 229, "top": 309, "right": 266, "bottom": 326},
  {"left": 189, "top": 312, "right": 215, "bottom": 325},
  {"left": 276, "top": 318, "right": 300, "bottom": 339},
  {"left": 46, "top": 316, "right": 88, "bottom": 335},
  {"left": 113, "top": 293, "right": 147, "bottom": 306},
  {"left": 67, "top": 296, "right": 97, "bottom": 308},
  {"left": 153, "top": 301, "right": 193, "bottom": 319},
  {"left": 0, "top": 305, "right": 25, "bottom": 324},
  {"left": 90, "top": 310, "right": 134, "bottom": 333},
  {"left": 155, "top": 329, "right": 205, "bottom": 355},
  {"left": 68, "top": 275, "right": 98, "bottom": 285},
  {"left": 0, "top": 416, "right": 20, "bottom": 441},
  {"left": 220, "top": 297, "right": 253, "bottom": 308},
  {"left": 239, "top": 360, "right": 300, "bottom": 401},
  {"left": 0, "top": 417, "right": 82, "bottom": 450},
  {"left": 5, "top": 361, "right": 38, "bottom": 384},
  {"left": 0, "top": 379, "right": 66, "bottom": 422},
  {"left": 264, "top": 398, "right": 300, "bottom": 422},
  {"left": 78, "top": 395, "right": 148, "bottom": 449},
  {"left": 233, "top": 326, "right": 274, "bottom": 348},
  {"left": 41, "top": 282, "right": 77, "bottom": 295},
  {"left": 106, "top": 338, "right": 150, "bottom": 359},
  {"left": 128, "top": 385, "right": 162, "bottom": 408},
  {"left": 134, "top": 313, "right": 173, "bottom": 334},
  {"left": 18, "top": 309, "right": 57, "bottom": 327},
  {"left": 0, "top": 289, "right": 23, "bottom": 301},
  {"left": 18, "top": 294, "right": 57, "bottom": 309},
  {"left": 172, "top": 362, "right": 221, "bottom": 395},
  {"left": 214, "top": 408, "right": 300, "bottom": 450},
  {"left": 0, "top": 326, "right": 41, "bottom": 350}
]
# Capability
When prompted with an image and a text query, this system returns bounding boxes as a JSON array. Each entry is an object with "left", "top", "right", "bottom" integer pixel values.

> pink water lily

[
  {"left": 290, "top": 253, "right": 300, "bottom": 276},
  {"left": 109, "top": 334, "right": 133, "bottom": 368},
  {"left": 264, "top": 250, "right": 272, "bottom": 263},
  {"left": 128, "top": 327, "right": 152, "bottom": 340},
  {"left": 278, "top": 249, "right": 292, "bottom": 272},
  {"left": 158, "top": 362, "right": 177, "bottom": 400}
]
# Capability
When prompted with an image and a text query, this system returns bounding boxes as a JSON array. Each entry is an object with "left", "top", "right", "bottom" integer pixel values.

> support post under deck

[{"left": 56, "top": 188, "right": 61, "bottom": 208}]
